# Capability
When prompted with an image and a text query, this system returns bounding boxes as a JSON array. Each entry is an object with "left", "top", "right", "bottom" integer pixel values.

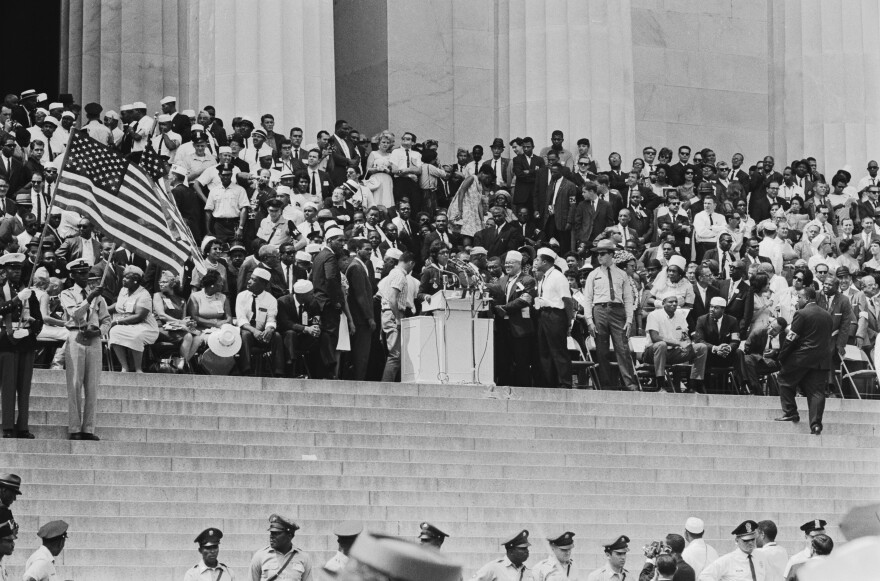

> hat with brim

[
  {"left": 0, "top": 253, "right": 25, "bottom": 267},
  {"left": 207, "top": 324, "right": 242, "bottom": 358},
  {"left": 594, "top": 239, "right": 616, "bottom": 253},
  {"left": 0, "top": 474, "right": 21, "bottom": 495},
  {"left": 350, "top": 531, "right": 462, "bottom": 581}
]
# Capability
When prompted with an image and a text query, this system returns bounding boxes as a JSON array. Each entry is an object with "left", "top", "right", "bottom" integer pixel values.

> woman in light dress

[
  {"left": 365, "top": 131, "right": 395, "bottom": 208},
  {"left": 108, "top": 265, "right": 159, "bottom": 372},
  {"left": 152, "top": 270, "right": 199, "bottom": 367},
  {"left": 448, "top": 165, "right": 493, "bottom": 242},
  {"left": 188, "top": 269, "right": 234, "bottom": 370}
]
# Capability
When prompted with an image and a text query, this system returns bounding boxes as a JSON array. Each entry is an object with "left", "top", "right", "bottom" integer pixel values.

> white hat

[
  {"left": 200, "top": 236, "right": 217, "bottom": 254},
  {"left": 49, "top": 207, "right": 63, "bottom": 216},
  {"left": 549, "top": 237, "right": 560, "bottom": 247},
  {"left": 48, "top": 102, "right": 63, "bottom": 110},
  {"left": 61, "top": 111, "right": 75, "bottom": 119},
  {"left": 322, "top": 220, "right": 339, "bottom": 230},
  {"left": 555, "top": 257, "right": 568, "bottom": 271},
  {"left": 218, "top": 146, "right": 232, "bottom": 154},
  {"left": 470, "top": 246, "right": 488, "bottom": 256},
  {"left": 324, "top": 227, "right": 345, "bottom": 240},
  {"left": 252, "top": 268, "right": 271, "bottom": 281},
  {"left": 123, "top": 264, "right": 144, "bottom": 277},
  {"left": 0, "top": 253, "right": 25, "bottom": 266},
  {"left": 385, "top": 248, "right": 403, "bottom": 261},
  {"left": 119, "top": 104, "right": 133, "bottom": 112},
  {"left": 132, "top": 101, "right": 147, "bottom": 109},
  {"left": 295, "top": 251, "right": 312, "bottom": 263},
  {"left": 685, "top": 517, "right": 705, "bottom": 535},
  {"left": 303, "top": 202, "right": 318, "bottom": 211},
  {"left": 275, "top": 185, "right": 293, "bottom": 197},
  {"left": 306, "top": 243, "right": 321, "bottom": 254},
  {"left": 207, "top": 323, "right": 242, "bottom": 357},
  {"left": 104, "top": 110, "right": 119, "bottom": 119},
  {"left": 181, "top": 109, "right": 195, "bottom": 117},
  {"left": 35, "top": 108, "right": 49, "bottom": 116},
  {"left": 42, "top": 116, "right": 58, "bottom": 126},
  {"left": 668, "top": 255, "right": 687, "bottom": 271},
  {"left": 157, "top": 114, "right": 173, "bottom": 123},
  {"left": 763, "top": 221, "right": 777, "bottom": 232},
  {"left": 36, "top": 93, "right": 47, "bottom": 102},
  {"left": 537, "top": 247, "right": 557, "bottom": 261},
  {"left": 170, "top": 164, "right": 187, "bottom": 176},
  {"left": 160, "top": 96, "right": 176, "bottom": 105},
  {"left": 506, "top": 250, "right": 523, "bottom": 262},
  {"left": 190, "top": 123, "right": 205, "bottom": 132},
  {"left": 293, "top": 280, "right": 313, "bottom": 294},
  {"left": 709, "top": 296, "right": 727, "bottom": 308},
  {"left": 280, "top": 171, "right": 295, "bottom": 180}
]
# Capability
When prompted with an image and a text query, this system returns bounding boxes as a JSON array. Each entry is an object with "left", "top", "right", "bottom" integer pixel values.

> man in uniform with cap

[
  {"left": 698, "top": 520, "right": 767, "bottom": 581},
  {"left": 236, "top": 267, "right": 284, "bottom": 376},
  {"left": 250, "top": 514, "right": 313, "bottom": 581},
  {"left": 0, "top": 506, "right": 16, "bottom": 581},
  {"left": 0, "top": 475, "right": 21, "bottom": 519},
  {"left": 160, "top": 96, "right": 192, "bottom": 143},
  {"left": 60, "top": 259, "right": 110, "bottom": 440},
  {"left": 185, "top": 528, "right": 233, "bottom": 581},
  {"left": 683, "top": 518, "right": 719, "bottom": 578},
  {"left": 339, "top": 530, "right": 461, "bottom": 581},
  {"left": 534, "top": 247, "right": 572, "bottom": 388},
  {"left": 418, "top": 522, "right": 449, "bottom": 549},
  {"left": 23, "top": 520, "right": 68, "bottom": 581},
  {"left": 325, "top": 521, "right": 363, "bottom": 573},
  {"left": 127, "top": 101, "right": 153, "bottom": 159},
  {"left": 473, "top": 530, "right": 532, "bottom": 581},
  {"left": 204, "top": 163, "right": 250, "bottom": 243},
  {"left": 782, "top": 520, "right": 826, "bottom": 579},
  {"left": 534, "top": 532, "right": 576, "bottom": 581},
  {"left": 0, "top": 253, "right": 43, "bottom": 438},
  {"left": 82, "top": 102, "right": 113, "bottom": 147},
  {"left": 586, "top": 535, "right": 630, "bottom": 581}
]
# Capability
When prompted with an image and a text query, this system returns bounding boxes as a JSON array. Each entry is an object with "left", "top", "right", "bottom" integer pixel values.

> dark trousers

[
  {"left": 211, "top": 218, "right": 239, "bottom": 244},
  {"left": 737, "top": 351, "right": 780, "bottom": 392},
  {"left": 393, "top": 177, "right": 420, "bottom": 207},
  {"left": 495, "top": 321, "right": 533, "bottom": 387},
  {"left": 543, "top": 219, "right": 570, "bottom": 254},
  {"left": 282, "top": 330, "right": 318, "bottom": 365},
  {"left": 238, "top": 330, "right": 284, "bottom": 375},
  {"left": 778, "top": 364, "right": 827, "bottom": 428},
  {"left": 349, "top": 323, "right": 372, "bottom": 380},
  {"left": 537, "top": 308, "right": 572, "bottom": 388},
  {"left": 592, "top": 304, "right": 638, "bottom": 390},
  {"left": 0, "top": 350, "right": 35, "bottom": 431},
  {"left": 696, "top": 241, "right": 715, "bottom": 263},
  {"left": 318, "top": 307, "right": 341, "bottom": 379}
]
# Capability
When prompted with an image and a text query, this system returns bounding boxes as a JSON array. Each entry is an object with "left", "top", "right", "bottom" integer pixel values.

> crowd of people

[
  {"left": 0, "top": 471, "right": 851, "bottom": 581},
  {"left": 0, "top": 90, "right": 877, "bottom": 439}
]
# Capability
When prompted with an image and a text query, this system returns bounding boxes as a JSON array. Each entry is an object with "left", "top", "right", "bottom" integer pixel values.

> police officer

[
  {"left": 698, "top": 520, "right": 768, "bottom": 581},
  {"left": 586, "top": 536, "right": 630, "bottom": 581},
  {"left": 185, "top": 528, "right": 233, "bottom": 581},
  {"left": 0, "top": 507, "right": 16, "bottom": 581},
  {"left": 782, "top": 519, "right": 826, "bottom": 579},
  {"left": 0, "top": 475, "right": 21, "bottom": 512},
  {"left": 23, "top": 520, "right": 68, "bottom": 581},
  {"left": 340, "top": 530, "right": 461, "bottom": 581},
  {"left": 472, "top": 530, "right": 533, "bottom": 581},
  {"left": 250, "top": 514, "right": 313, "bottom": 581},
  {"left": 418, "top": 522, "right": 449, "bottom": 549},
  {"left": 325, "top": 521, "right": 362, "bottom": 573},
  {"left": 60, "top": 260, "right": 110, "bottom": 441},
  {"left": 534, "top": 532, "right": 576, "bottom": 581}
]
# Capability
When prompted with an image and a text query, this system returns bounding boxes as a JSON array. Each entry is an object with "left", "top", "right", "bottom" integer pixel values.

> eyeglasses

[
  {"left": 794, "top": 276, "right": 804, "bottom": 282},
  {"left": 578, "top": 162, "right": 588, "bottom": 166},
  {"left": 817, "top": 269, "right": 828, "bottom": 274},
  {"left": 684, "top": 171, "right": 694, "bottom": 175},
  {"left": 719, "top": 168, "right": 730, "bottom": 171}
]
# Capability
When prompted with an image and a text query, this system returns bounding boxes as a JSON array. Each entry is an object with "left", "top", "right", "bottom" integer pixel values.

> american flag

[{"left": 53, "top": 131, "right": 194, "bottom": 275}]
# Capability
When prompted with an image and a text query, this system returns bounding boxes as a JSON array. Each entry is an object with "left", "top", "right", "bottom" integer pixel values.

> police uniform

[
  {"left": 472, "top": 530, "right": 533, "bottom": 581},
  {"left": 586, "top": 535, "right": 630, "bottom": 581},
  {"left": 185, "top": 528, "right": 233, "bottom": 581},
  {"left": 419, "top": 522, "right": 450, "bottom": 548},
  {"left": 698, "top": 520, "right": 767, "bottom": 581},
  {"left": 324, "top": 521, "right": 363, "bottom": 573},
  {"left": 23, "top": 520, "right": 68, "bottom": 581},
  {"left": 782, "top": 520, "right": 826, "bottom": 578},
  {"left": 250, "top": 515, "right": 312, "bottom": 581},
  {"left": 534, "top": 532, "right": 576, "bottom": 581}
]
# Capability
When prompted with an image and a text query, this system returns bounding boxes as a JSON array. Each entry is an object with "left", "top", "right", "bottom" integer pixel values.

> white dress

[
  {"left": 365, "top": 151, "right": 395, "bottom": 207},
  {"left": 108, "top": 286, "right": 159, "bottom": 351}
]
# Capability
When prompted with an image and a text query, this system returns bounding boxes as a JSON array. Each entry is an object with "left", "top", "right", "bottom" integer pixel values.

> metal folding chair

[{"left": 838, "top": 344, "right": 876, "bottom": 400}]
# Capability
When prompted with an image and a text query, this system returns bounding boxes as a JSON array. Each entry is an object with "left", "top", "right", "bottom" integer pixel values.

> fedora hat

[{"left": 207, "top": 324, "right": 242, "bottom": 358}]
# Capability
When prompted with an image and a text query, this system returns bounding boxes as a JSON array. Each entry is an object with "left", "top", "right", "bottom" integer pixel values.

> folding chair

[
  {"left": 569, "top": 335, "right": 600, "bottom": 389},
  {"left": 837, "top": 344, "right": 877, "bottom": 399}
]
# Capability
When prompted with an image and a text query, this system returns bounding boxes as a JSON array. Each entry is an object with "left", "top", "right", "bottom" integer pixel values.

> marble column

[
  {"left": 60, "top": 0, "right": 336, "bottom": 136},
  {"left": 770, "top": 0, "right": 880, "bottom": 174}
]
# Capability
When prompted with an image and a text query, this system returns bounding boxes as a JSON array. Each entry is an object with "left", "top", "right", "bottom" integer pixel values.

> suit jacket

[
  {"left": 778, "top": 302, "right": 834, "bottom": 368},
  {"left": 750, "top": 194, "right": 788, "bottom": 223},
  {"left": 310, "top": 248, "right": 344, "bottom": 311},
  {"left": 329, "top": 134, "right": 360, "bottom": 187},
  {"left": 537, "top": 177, "right": 577, "bottom": 231},
  {"left": 569, "top": 199, "right": 612, "bottom": 247},
  {"left": 56, "top": 236, "right": 102, "bottom": 265},
  {"left": 494, "top": 273, "right": 537, "bottom": 337},
  {"left": 513, "top": 220, "right": 542, "bottom": 246},
  {"left": 306, "top": 169, "right": 332, "bottom": 198},
  {"left": 207, "top": 122, "right": 228, "bottom": 147},
  {"left": 345, "top": 259, "right": 375, "bottom": 327},
  {"left": 626, "top": 203, "right": 654, "bottom": 242},
  {"left": 473, "top": 222, "right": 524, "bottom": 259},
  {"left": 481, "top": 158, "right": 511, "bottom": 189},
  {"left": 703, "top": 248, "right": 737, "bottom": 277},
  {"left": 378, "top": 239, "right": 408, "bottom": 255},
  {"left": 172, "top": 112, "right": 192, "bottom": 143},
  {"left": 816, "top": 292, "right": 853, "bottom": 354},
  {"left": 603, "top": 169, "right": 627, "bottom": 193},
  {"left": 730, "top": 168, "right": 750, "bottom": 188},
  {"left": 719, "top": 278, "right": 749, "bottom": 322},
  {"left": 421, "top": 231, "right": 454, "bottom": 262},
  {"left": 668, "top": 162, "right": 695, "bottom": 187},
  {"left": 277, "top": 293, "right": 321, "bottom": 334},
  {"left": 511, "top": 154, "right": 544, "bottom": 205},
  {"left": 687, "top": 283, "right": 720, "bottom": 331},
  {"left": 694, "top": 313, "right": 741, "bottom": 351},
  {"left": 113, "top": 247, "right": 149, "bottom": 270},
  {"left": 743, "top": 325, "right": 787, "bottom": 358},
  {"left": 0, "top": 154, "right": 30, "bottom": 194},
  {"left": 0, "top": 290, "right": 43, "bottom": 351}
]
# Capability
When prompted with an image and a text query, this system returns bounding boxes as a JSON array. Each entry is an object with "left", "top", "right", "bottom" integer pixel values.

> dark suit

[
  {"left": 0, "top": 154, "right": 30, "bottom": 196},
  {"left": 0, "top": 290, "right": 43, "bottom": 434},
  {"left": 777, "top": 302, "right": 833, "bottom": 428},
  {"left": 730, "top": 168, "right": 750, "bottom": 188},
  {"left": 626, "top": 204, "right": 654, "bottom": 243},
  {"left": 56, "top": 236, "right": 102, "bottom": 265},
  {"left": 473, "top": 222, "right": 524, "bottom": 259},
  {"left": 750, "top": 194, "right": 788, "bottom": 223},
  {"left": 310, "top": 247, "right": 344, "bottom": 378},
  {"left": 493, "top": 273, "right": 537, "bottom": 386},
  {"left": 481, "top": 158, "right": 510, "bottom": 189},
  {"left": 720, "top": 278, "right": 749, "bottom": 322},
  {"left": 693, "top": 313, "right": 741, "bottom": 369},
  {"left": 569, "top": 199, "right": 613, "bottom": 249},
  {"left": 537, "top": 177, "right": 577, "bottom": 252},
  {"left": 511, "top": 154, "right": 544, "bottom": 209},
  {"left": 703, "top": 248, "right": 737, "bottom": 279},
  {"left": 687, "top": 284, "right": 719, "bottom": 332},
  {"left": 345, "top": 258, "right": 374, "bottom": 380},
  {"left": 738, "top": 324, "right": 786, "bottom": 394},
  {"left": 206, "top": 122, "right": 228, "bottom": 147},
  {"left": 667, "top": 162, "right": 695, "bottom": 187},
  {"left": 421, "top": 230, "right": 454, "bottom": 262},
  {"left": 603, "top": 169, "right": 627, "bottom": 193},
  {"left": 171, "top": 112, "right": 192, "bottom": 143},
  {"left": 329, "top": 134, "right": 360, "bottom": 187},
  {"left": 277, "top": 293, "right": 321, "bottom": 371},
  {"left": 306, "top": 168, "right": 332, "bottom": 198}
]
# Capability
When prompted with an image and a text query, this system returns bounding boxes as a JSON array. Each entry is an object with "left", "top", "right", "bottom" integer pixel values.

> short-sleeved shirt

[
  {"left": 205, "top": 184, "right": 250, "bottom": 218},
  {"left": 472, "top": 557, "right": 532, "bottom": 581},
  {"left": 183, "top": 561, "right": 235, "bottom": 581},
  {"left": 250, "top": 546, "right": 312, "bottom": 581},
  {"left": 23, "top": 545, "right": 57, "bottom": 581},
  {"left": 378, "top": 267, "right": 408, "bottom": 311},
  {"left": 645, "top": 308, "right": 689, "bottom": 346},
  {"left": 533, "top": 556, "right": 575, "bottom": 581}
]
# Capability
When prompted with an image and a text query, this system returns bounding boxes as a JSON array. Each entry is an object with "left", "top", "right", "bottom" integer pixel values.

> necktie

[
  {"left": 287, "top": 265, "right": 293, "bottom": 293},
  {"left": 747, "top": 555, "right": 756, "bottom": 581},
  {"left": 294, "top": 148, "right": 299, "bottom": 159},
  {"left": 250, "top": 295, "right": 258, "bottom": 327},
  {"left": 311, "top": 171, "right": 317, "bottom": 195},
  {"left": 81, "top": 288, "right": 88, "bottom": 302},
  {"left": 157, "top": 135, "right": 163, "bottom": 155},
  {"left": 405, "top": 150, "right": 411, "bottom": 168},
  {"left": 298, "top": 301, "right": 306, "bottom": 324},
  {"left": 721, "top": 254, "right": 727, "bottom": 278},
  {"left": 709, "top": 214, "right": 714, "bottom": 226},
  {"left": 607, "top": 267, "right": 615, "bottom": 301}
]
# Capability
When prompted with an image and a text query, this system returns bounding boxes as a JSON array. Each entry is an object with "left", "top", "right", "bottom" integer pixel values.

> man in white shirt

[
  {"left": 235, "top": 267, "right": 283, "bottom": 376},
  {"left": 682, "top": 518, "right": 719, "bottom": 577},
  {"left": 857, "top": 160, "right": 879, "bottom": 193},
  {"left": 23, "top": 519, "right": 68, "bottom": 581},
  {"left": 758, "top": 222, "right": 784, "bottom": 275},
  {"left": 128, "top": 102, "right": 153, "bottom": 154},
  {"left": 389, "top": 131, "right": 422, "bottom": 202},
  {"left": 754, "top": 520, "right": 788, "bottom": 581},
  {"left": 203, "top": 163, "right": 249, "bottom": 243},
  {"left": 778, "top": 166, "right": 804, "bottom": 204},
  {"left": 783, "top": 519, "right": 827, "bottom": 579},
  {"left": 643, "top": 293, "right": 708, "bottom": 393},
  {"left": 151, "top": 114, "right": 181, "bottom": 163},
  {"left": 693, "top": 196, "right": 727, "bottom": 262},
  {"left": 534, "top": 247, "right": 572, "bottom": 388},
  {"left": 698, "top": 520, "right": 768, "bottom": 581}
]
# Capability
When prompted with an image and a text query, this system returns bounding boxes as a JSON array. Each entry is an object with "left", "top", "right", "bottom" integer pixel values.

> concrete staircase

[{"left": 1, "top": 370, "right": 879, "bottom": 580}]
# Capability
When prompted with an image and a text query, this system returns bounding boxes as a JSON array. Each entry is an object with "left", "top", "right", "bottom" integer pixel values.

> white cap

[
  {"left": 275, "top": 185, "right": 293, "bottom": 197},
  {"left": 385, "top": 248, "right": 403, "bottom": 260},
  {"left": 48, "top": 102, "right": 63, "bottom": 110},
  {"left": 709, "top": 296, "right": 727, "bottom": 308},
  {"left": 190, "top": 123, "right": 205, "bottom": 132},
  {"left": 306, "top": 243, "right": 322, "bottom": 254},
  {"left": 182, "top": 109, "right": 195, "bottom": 117},
  {"left": 132, "top": 101, "right": 147, "bottom": 109},
  {"left": 218, "top": 146, "right": 232, "bottom": 154},
  {"left": 295, "top": 251, "right": 312, "bottom": 263},
  {"left": 240, "top": 115, "right": 254, "bottom": 125},
  {"left": 293, "top": 280, "right": 313, "bottom": 293},
  {"left": 470, "top": 246, "right": 488, "bottom": 256},
  {"left": 42, "top": 116, "right": 58, "bottom": 126},
  {"left": 537, "top": 247, "right": 557, "bottom": 261},
  {"left": 104, "top": 110, "right": 119, "bottom": 119},
  {"left": 685, "top": 517, "right": 704, "bottom": 535},
  {"left": 506, "top": 250, "right": 523, "bottom": 262},
  {"left": 324, "top": 227, "right": 345, "bottom": 240},
  {"left": 160, "top": 96, "right": 176, "bottom": 105},
  {"left": 763, "top": 221, "right": 777, "bottom": 232},
  {"left": 61, "top": 111, "right": 75, "bottom": 119},
  {"left": 119, "top": 104, "right": 133, "bottom": 112},
  {"left": 35, "top": 108, "right": 49, "bottom": 116},
  {"left": 36, "top": 93, "right": 47, "bottom": 102},
  {"left": 555, "top": 257, "right": 568, "bottom": 271},
  {"left": 157, "top": 114, "right": 173, "bottom": 123},
  {"left": 170, "top": 164, "right": 187, "bottom": 176},
  {"left": 252, "top": 267, "right": 271, "bottom": 281},
  {"left": 303, "top": 202, "right": 318, "bottom": 211},
  {"left": 668, "top": 255, "right": 687, "bottom": 271}
]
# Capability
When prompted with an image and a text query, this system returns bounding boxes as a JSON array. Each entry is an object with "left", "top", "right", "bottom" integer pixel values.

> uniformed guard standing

[
  {"left": 60, "top": 260, "right": 110, "bottom": 441},
  {"left": 585, "top": 535, "right": 630, "bottom": 581},
  {"left": 472, "top": 530, "right": 533, "bottom": 581},
  {"left": 185, "top": 528, "right": 233, "bottom": 581},
  {"left": 324, "top": 521, "right": 362, "bottom": 573},
  {"left": 0, "top": 507, "right": 17, "bottom": 581},
  {"left": 419, "top": 522, "right": 449, "bottom": 549},
  {"left": 782, "top": 519, "right": 827, "bottom": 579},
  {"left": 22, "top": 520, "right": 68, "bottom": 581},
  {"left": 250, "top": 514, "right": 313, "bottom": 581},
  {"left": 698, "top": 520, "right": 768, "bottom": 581},
  {"left": 534, "top": 532, "right": 576, "bottom": 581}
]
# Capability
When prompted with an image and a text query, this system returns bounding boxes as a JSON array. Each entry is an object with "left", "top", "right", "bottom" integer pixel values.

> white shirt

[
  {"left": 235, "top": 290, "right": 277, "bottom": 331},
  {"left": 693, "top": 210, "right": 728, "bottom": 243},
  {"left": 683, "top": 539, "right": 720, "bottom": 578},
  {"left": 182, "top": 561, "right": 234, "bottom": 581},
  {"left": 131, "top": 116, "right": 154, "bottom": 152},
  {"left": 536, "top": 268, "right": 570, "bottom": 310},
  {"left": 23, "top": 545, "right": 58, "bottom": 581},
  {"left": 204, "top": 184, "right": 250, "bottom": 218},
  {"left": 754, "top": 543, "right": 788, "bottom": 581},
  {"left": 197, "top": 164, "right": 241, "bottom": 192},
  {"left": 857, "top": 174, "right": 880, "bottom": 191},
  {"left": 388, "top": 147, "right": 421, "bottom": 181},
  {"left": 698, "top": 548, "right": 767, "bottom": 581},
  {"left": 783, "top": 547, "right": 810, "bottom": 578},
  {"left": 778, "top": 183, "right": 803, "bottom": 203},
  {"left": 256, "top": 216, "right": 292, "bottom": 249},
  {"left": 758, "top": 236, "right": 783, "bottom": 275},
  {"left": 151, "top": 129, "right": 182, "bottom": 162},
  {"left": 645, "top": 307, "right": 689, "bottom": 345}
]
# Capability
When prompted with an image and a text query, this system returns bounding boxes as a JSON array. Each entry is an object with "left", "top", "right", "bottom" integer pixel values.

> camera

[{"left": 643, "top": 540, "right": 671, "bottom": 559}]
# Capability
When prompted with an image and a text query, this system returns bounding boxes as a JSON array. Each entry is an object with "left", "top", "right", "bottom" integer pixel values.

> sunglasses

[
  {"left": 817, "top": 270, "right": 828, "bottom": 274},
  {"left": 794, "top": 276, "right": 804, "bottom": 282}
]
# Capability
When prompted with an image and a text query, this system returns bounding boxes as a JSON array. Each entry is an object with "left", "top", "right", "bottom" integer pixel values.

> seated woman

[
  {"left": 108, "top": 265, "right": 159, "bottom": 372},
  {"left": 34, "top": 271, "right": 68, "bottom": 369},
  {"left": 188, "top": 269, "right": 232, "bottom": 349},
  {"left": 152, "top": 270, "right": 198, "bottom": 369}
]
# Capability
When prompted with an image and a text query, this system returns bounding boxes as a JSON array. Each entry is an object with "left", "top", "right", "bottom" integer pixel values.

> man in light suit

[
  {"left": 56, "top": 218, "right": 102, "bottom": 266},
  {"left": 569, "top": 181, "right": 612, "bottom": 253},
  {"left": 511, "top": 136, "right": 544, "bottom": 213},
  {"left": 492, "top": 250, "right": 537, "bottom": 387},
  {"left": 481, "top": 138, "right": 510, "bottom": 191}
]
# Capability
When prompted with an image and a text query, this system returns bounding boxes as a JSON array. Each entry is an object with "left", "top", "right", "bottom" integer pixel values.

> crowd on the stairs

[
  {"left": 0, "top": 90, "right": 878, "bottom": 443},
  {"left": 0, "top": 473, "right": 873, "bottom": 581}
]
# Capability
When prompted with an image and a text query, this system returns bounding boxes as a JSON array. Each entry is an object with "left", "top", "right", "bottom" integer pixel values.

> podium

[{"left": 401, "top": 290, "right": 494, "bottom": 385}]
